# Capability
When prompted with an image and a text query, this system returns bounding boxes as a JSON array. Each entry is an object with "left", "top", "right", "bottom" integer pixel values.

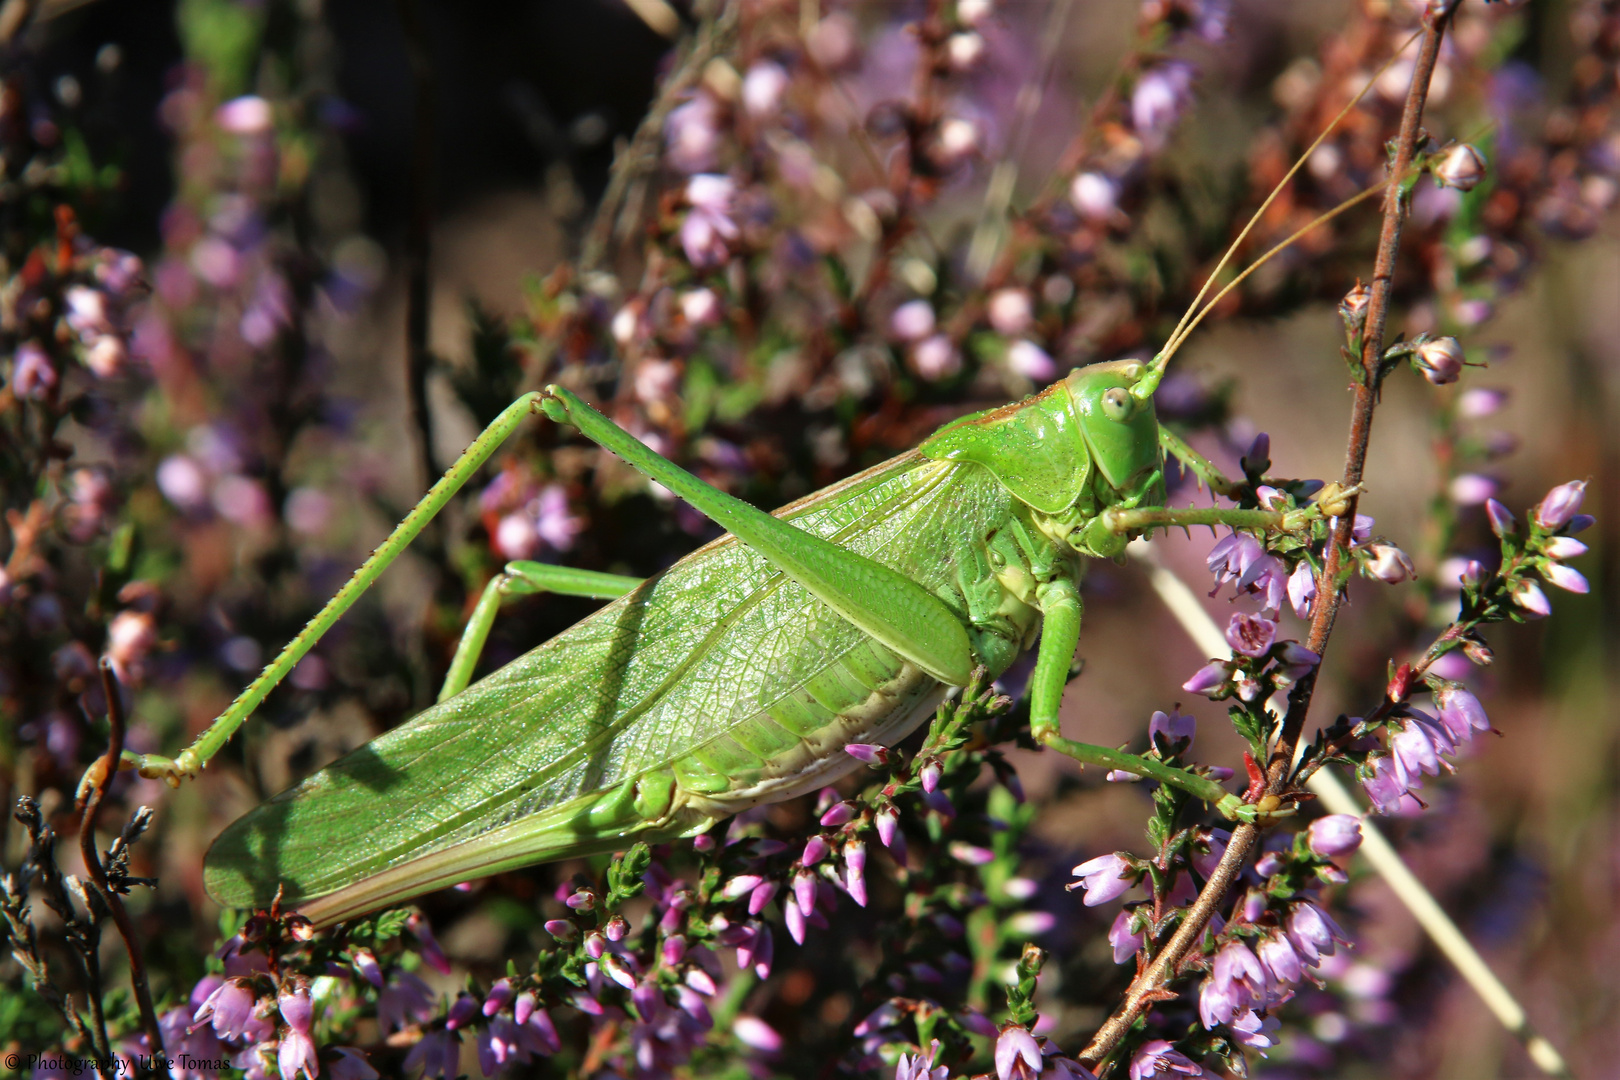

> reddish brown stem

[
  {"left": 1079, "top": 7, "right": 1455, "bottom": 1069},
  {"left": 79, "top": 659, "right": 165, "bottom": 1061}
]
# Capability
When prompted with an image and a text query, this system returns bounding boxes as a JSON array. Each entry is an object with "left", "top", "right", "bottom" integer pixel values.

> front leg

[{"left": 1025, "top": 576, "right": 1256, "bottom": 820}]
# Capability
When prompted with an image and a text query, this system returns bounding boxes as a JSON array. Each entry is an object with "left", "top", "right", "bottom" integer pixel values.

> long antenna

[{"left": 1134, "top": 28, "right": 1424, "bottom": 400}]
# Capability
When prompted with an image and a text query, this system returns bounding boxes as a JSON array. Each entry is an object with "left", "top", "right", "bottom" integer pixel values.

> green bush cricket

[{"left": 83, "top": 76, "right": 1395, "bottom": 929}]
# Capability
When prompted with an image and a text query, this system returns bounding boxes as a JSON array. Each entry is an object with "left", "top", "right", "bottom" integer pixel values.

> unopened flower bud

[
  {"left": 1485, "top": 498, "right": 1516, "bottom": 539},
  {"left": 1534, "top": 481, "right": 1587, "bottom": 530},
  {"left": 1414, "top": 336, "right": 1466, "bottom": 385},
  {"left": 1363, "top": 543, "right": 1414, "bottom": 584},
  {"left": 1433, "top": 143, "right": 1486, "bottom": 191},
  {"left": 1542, "top": 562, "right": 1589, "bottom": 594},
  {"left": 1543, "top": 536, "right": 1588, "bottom": 560},
  {"left": 1339, "top": 281, "right": 1371, "bottom": 333},
  {"left": 1510, "top": 579, "right": 1551, "bottom": 618},
  {"left": 1306, "top": 814, "right": 1363, "bottom": 858}
]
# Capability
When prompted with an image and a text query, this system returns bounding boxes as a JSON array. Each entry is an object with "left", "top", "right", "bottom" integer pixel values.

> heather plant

[{"left": 1, "top": 1, "right": 1616, "bottom": 1079}]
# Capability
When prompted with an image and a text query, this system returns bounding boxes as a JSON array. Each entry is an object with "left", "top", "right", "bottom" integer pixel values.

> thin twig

[
  {"left": 1079, "top": 8, "right": 1456, "bottom": 1067},
  {"left": 394, "top": 0, "right": 439, "bottom": 490},
  {"left": 579, "top": 1, "right": 739, "bottom": 274},
  {"left": 78, "top": 659, "right": 165, "bottom": 1061},
  {"left": 1135, "top": 545, "right": 1574, "bottom": 1078}
]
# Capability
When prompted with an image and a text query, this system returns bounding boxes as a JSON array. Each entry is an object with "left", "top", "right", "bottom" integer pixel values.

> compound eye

[{"left": 1102, "top": 387, "right": 1134, "bottom": 422}]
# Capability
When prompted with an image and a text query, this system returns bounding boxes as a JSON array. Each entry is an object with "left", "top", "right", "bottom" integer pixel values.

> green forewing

[{"left": 205, "top": 452, "right": 1017, "bottom": 909}]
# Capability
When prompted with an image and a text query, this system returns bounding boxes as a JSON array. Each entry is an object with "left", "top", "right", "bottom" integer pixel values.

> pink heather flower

[
  {"left": 1007, "top": 911, "right": 1057, "bottom": 936},
  {"left": 445, "top": 992, "right": 481, "bottom": 1030},
  {"left": 820, "top": 802, "right": 855, "bottom": 827},
  {"left": 748, "top": 879, "right": 779, "bottom": 915},
  {"left": 875, "top": 808, "right": 900, "bottom": 848},
  {"left": 1450, "top": 473, "right": 1499, "bottom": 506},
  {"left": 1131, "top": 61, "right": 1195, "bottom": 147},
  {"left": 1543, "top": 562, "right": 1589, "bottom": 593},
  {"left": 328, "top": 1047, "right": 379, "bottom": 1080},
  {"left": 194, "top": 978, "right": 257, "bottom": 1040},
  {"left": 604, "top": 915, "right": 629, "bottom": 942},
  {"left": 483, "top": 978, "right": 515, "bottom": 1016},
  {"left": 1191, "top": 829, "right": 1229, "bottom": 879},
  {"left": 741, "top": 61, "right": 789, "bottom": 118},
  {"left": 1544, "top": 536, "right": 1588, "bottom": 559},
  {"left": 1225, "top": 612, "right": 1276, "bottom": 657},
  {"left": 950, "top": 840, "right": 994, "bottom": 865},
  {"left": 542, "top": 919, "right": 574, "bottom": 939},
  {"left": 1362, "top": 754, "right": 1408, "bottom": 813},
  {"left": 1006, "top": 339, "right": 1056, "bottom": 381},
  {"left": 1511, "top": 579, "right": 1552, "bottom": 617},
  {"left": 1149, "top": 709, "right": 1195, "bottom": 751},
  {"left": 1070, "top": 171, "right": 1117, "bottom": 221},
  {"left": 844, "top": 743, "right": 888, "bottom": 764},
  {"left": 402, "top": 1029, "right": 459, "bottom": 1079},
  {"left": 895, "top": 1040, "right": 950, "bottom": 1080},
  {"left": 1391, "top": 716, "right": 1453, "bottom": 782},
  {"left": 1207, "top": 532, "right": 1264, "bottom": 586},
  {"left": 351, "top": 948, "right": 383, "bottom": 989},
  {"left": 1414, "top": 336, "right": 1466, "bottom": 384},
  {"left": 1285, "top": 901, "right": 1348, "bottom": 966},
  {"left": 217, "top": 95, "right": 273, "bottom": 135},
  {"left": 845, "top": 840, "right": 868, "bottom": 906},
  {"left": 802, "top": 834, "right": 830, "bottom": 865},
  {"left": 1256, "top": 931, "right": 1303, "bottom": 987},
  {"left": 1069, "top": 854, "right": 1135, "bottom": 906},
  {"left": 664, "top": 94, "right": 720, "bottom": 173},
  {"left": 1199, "top": 941, "right": 1266, "bottom": 1028},
  {"left": 1457, "top": 387, "right": 1508, "bottom": 418},
  {"left": 11, "top": 340, "right": 56, "bottom": 399},
  {"left": 1229, "top": 1008, "right": 1280, "bottom": 1052},
  {"left": 378, "top": 971, "right": 436, "bottom": 1034},
  {"left": 1110, "top": 909, "right": 1144, "bottom": 964},
  {"left": 1435, "top": 685, "right": 1490, "bottom": 742},
  {"left": 988, "top": 288, "right": 1033, "bottom": 335},
  {"left": 920, "top": 761, "right": 943, "bottom": 792},
  {"left": 1128, "top": 1039, "right": 1205, "bottom": 1079},
  {"left": 995, "top": 1025, "right": 1043, "bottom": 1080},
  {"left": 1182, "top": 662, "right": 1228, "bottom": 697},
  {"left": 1534, "top": 481, "right": 1587, "bottom": 529},
  {"left": 722, "top": 874, "right": 766, "bottom": 900},
  {"left": 733, "top": 1015, "right": 782, "bottom": 1053},
  {"left": 911, "top": 334, "right": 961, "bottom": 380},
  {"left": 1363, "top": 542, "right": 1415, "bottom": 584},
  {"left": 679, "top": 287, "right": 721, "bottom": 326},
  {"left": 890, "top": 299, "right": 936, "bottom": 341},
  {"left": 1433, "top": 143, "right": 1486, "bottom": 190},
  {"left": 1306, "top": 814, "right": 1363, "bottom": 858},
  {"left": 1287, "top": 561, "right": 1316, "bottom": 617},
  {"left": 1485, "top": 498, "right": 1517, "bottom": 538}
]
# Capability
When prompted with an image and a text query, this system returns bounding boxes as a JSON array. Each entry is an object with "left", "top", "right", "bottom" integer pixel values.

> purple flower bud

[
  {"left": 1069, "top": 853, "right": 1135, "bottom": 907},
  {"left": 802, "top": 835, "right": 830, "bottom": 865},
  {"left": 1485, "top": 498, "right": 1517, "bottom": 538},
  {"left": 675, "top": 984, "right": 713, "bottom": 1027},
  {"left": 923, "top": 788, "right": 956, "bottom": 818},
  {"left": 217, "top": 95, "right": 273, "bottom": 135},
  {"left": 329, "top": 1046, "right": 380, "bottom": 1080},
  {"left": 1511, "top": 579, "right": 1552, "bottom": 617},
  {"left": 1361, "top": 754, "right": 1408, "bottom": 813},
  {"left": 949, "top": 841, "right": 995, "bottom": 866},
  {"left": 793, "top": 869, "right": 817, "bottom": 916},
  {"left": 734, "top": 1015, "right": 782, "bottom": 1053},
  {"left": 1363, "top": 543, "right": 1415, "bottom": 584},
  {"left": 514, "top": 991, "right": 535, "bottom": 1026},
  {"left": 685, "top": 965, "right": 718, "bottom": 996},
  {"left": 748, "top": 879, "right": 779, "bottom": 915},
  {"left": 1543, "top": 536, "right": 1588, "bottom": 559},
  {"left": 1307, "top": 814, "right": 1363, "bottom": 858},
  {"left": 1433, "top": 143, "right": 1486, "bottom": 191},
  {"left": 1191, "top": 829, "right": 1229, "bottom": 879},
  {"left": 1275, "top": 641, "right": 1320, "bottom": 671},
  {"left": 1415, "top": 336, "right": 1466, "bottom": 384},
  {"left": 631, "top": 978, "right": 663, "bottom": 1021},
  {"left": 1182, "top": 662, "right": 1229, "bottom": 697},
  {"left": 1287, "top": 561, "right": 1317, "bottom": 618},
  {"left": 911, "top": 334, "right": 961, "bottom": 381},
  {"left": 1537, "top": 481, "right": 1590, "bottom": 529},
  {"left": 741, "top": 61, "right": 789, "bottom": 118},
  {"left": 1254, "top": 850, "right": 1285, "bottom": 878},
  {"left": 1241, "top": 433, "right": 1270, "bottom": 475},
  {"left": 988, "top": 288, "right": 1033, "bottom": 335},
  {"left": 565, "top": 888, "right": 596, "bottom": 911},
  {"left": 1457, "top": 387, "right": 1508, "bottom": 418},
  {"left": 543, "top": 919, "right": 575, "bottom": 939},
  {"left": 844, "top": 743, "right": 888, "bottom": 765},
  {"left": 483, "top": 978, "right": 514, "bottom": 1017},
  {"left": 920, "top": 761, "right": 943, "bottom": 792},
  {"left": 1225, "top": 612, "right": 1277, "bottom": 657},
  {"left": 722, "top": 874, "right": 766, "bottom": 901},
  {"left": 1131, "top": 60, "right": 1195, "bottom": 148},
  {"left": 279, "top": 1026, "right": 319, "bottom": 1080},
  {"left": 1006, "top": 339, "right": 1056, "bottom": 381},
  {"left": 820, "top": 802, "right": 855, "bottom": 827},
  {"left": 1567, "top": 514, "right": 1596, "bottom": 534},
  {"left": 995, "top": 1025, "right": 1043, "bottom": 1080},
  {"left": 785, "top": 894, "right": 808, "bottom": 944},
  {"left": 876, "top": 808, "right": 900, "bottom": 848},
  {"left": 1286, "top": 901, "right": 1348, "bottom": 966},
  {"left": 526, "top": 1004, "right": 561, "bottom": 1054},
  {"left": 664, "top": 95, "right": 719, "bottom": 172},
  {"left": 194, "top": 978, "right": 257, "bottom": 1040},
  {"left": 602, "top": 952, "right": 639, "bottom": 989},
  {"left": 1006, "top": 911, "right": 1056, "bottom": 936},
  {"left": 1450, "top": 473, "right": 1499, "bottom": 506},
  {"left": 1148, "top": 709, "right": 1195, "bottom": 751},
  {"left": 1069, "top": 171, "right": 1117, "bottom": 221},
  {"left": 1543, "top": 562, "right": 1589, "bottom": 594},
  {"left": 693, "top": 833, "right": 717, "bottom": 853},
  {"left": 890, "top": 300, "right": 936, "bottom": 342},
  {"left": 349, "top": 947, "right": 383, "bottom": 989},
  {"left": 845, "top": 840, "right": 868, "bottom": 907},
  {"left": 1109, "top": 910, "right": 1143, "bottom": 964},
  {"left": 604, "top": 915, "right": 630, "bottom": 941},
  {"left": 445, "top": 992, "right": 480, "bottom": 1030}
]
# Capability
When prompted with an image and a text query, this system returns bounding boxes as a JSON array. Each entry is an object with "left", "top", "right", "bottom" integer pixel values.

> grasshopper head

[
  {"left": 1065, "top": 359, "right": 1162, "bottom": 498},
  {"left": 918, "top": 358, "right": 1162, "bottom": 515}
]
